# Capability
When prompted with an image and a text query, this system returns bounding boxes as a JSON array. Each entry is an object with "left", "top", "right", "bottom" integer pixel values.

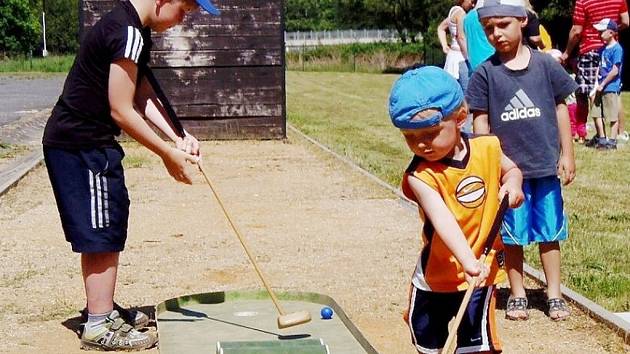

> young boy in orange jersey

[{"left": 388, "top": 65, "right": 524, "bottom": 353}]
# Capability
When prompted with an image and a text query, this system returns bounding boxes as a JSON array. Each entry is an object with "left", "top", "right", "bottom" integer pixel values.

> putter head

[{"left": 277, "top": 310, "right": 312, "bottom": 329}]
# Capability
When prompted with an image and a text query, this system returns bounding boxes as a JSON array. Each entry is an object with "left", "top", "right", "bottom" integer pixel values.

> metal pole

[{"left": 42, "top": 0, "right": 48, "bottom": 57}]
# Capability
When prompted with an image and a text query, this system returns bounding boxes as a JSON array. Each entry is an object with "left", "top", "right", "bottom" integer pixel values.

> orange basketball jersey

[{"left": 401, "top": 135, "right": 507, "bottom": 292}]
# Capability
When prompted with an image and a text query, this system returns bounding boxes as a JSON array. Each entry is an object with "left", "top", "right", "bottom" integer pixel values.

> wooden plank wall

[{"left": 80, "top": 0, "right": 286, "bottom": 140}]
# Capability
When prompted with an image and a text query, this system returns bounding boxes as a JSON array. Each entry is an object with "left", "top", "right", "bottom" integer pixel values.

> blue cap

[
  {"left": 196, "top": 0, "right": 220, "bottom": 15},
  {"left": 594, "top": 18, "right": 618, "bottom": 32},
  {"left": 388, "top": 66, "right": 464, "bottom": 129},
  {"left": 478, "top": 0, "right": 526, "bottom": 19}
]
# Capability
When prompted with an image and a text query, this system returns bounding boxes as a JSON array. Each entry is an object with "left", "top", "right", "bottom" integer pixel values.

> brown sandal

[
  {"left": 506, "top": 296, "right": 529, "bottom": 320},
  {"left": 548, "top": 298, "right": 570, "bottom": 321}
]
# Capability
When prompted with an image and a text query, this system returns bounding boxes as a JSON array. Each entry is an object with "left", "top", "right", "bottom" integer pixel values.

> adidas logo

[{"left": 500, "top": 89, "right": 542, "bottom": 122}]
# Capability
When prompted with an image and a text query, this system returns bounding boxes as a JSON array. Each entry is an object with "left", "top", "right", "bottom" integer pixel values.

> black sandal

[
  {"left": 506, "top": 296, "right": 529, "bottom": 320},
  {"left": 547, "top": 298, "right": 570, "bottom": 321}
]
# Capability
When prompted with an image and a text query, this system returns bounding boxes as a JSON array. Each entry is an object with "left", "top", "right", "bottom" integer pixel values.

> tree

[
  {"left": 0, "top": 0, "right": 41, "bottom": 56},
  {"left": 43, "top": 0, "right": 79, "bottom": 53},
  {"left": 285, "top": 0, "right": 337, "bottom": 31}
]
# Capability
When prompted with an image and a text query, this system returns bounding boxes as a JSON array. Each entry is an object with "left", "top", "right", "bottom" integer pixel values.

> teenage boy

[{"left": 42, "top": 0, "right": 220, "bottom": 350}]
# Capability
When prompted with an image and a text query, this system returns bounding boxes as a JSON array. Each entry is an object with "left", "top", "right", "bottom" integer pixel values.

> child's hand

[
  {"left": 162, "top": 148, "right": 198, "bottom": 184},
  {"left": 557, "top": 155, "right": 576, "bottom": 185},
  {"left": 176, "top": 131, "right": 200, "bottom": 156},
  {"left": 499, "top": 185, "right": 524, "bottom": 209},
  {"left": 462, "top": 258, "right": 489, "bottom": 287}
]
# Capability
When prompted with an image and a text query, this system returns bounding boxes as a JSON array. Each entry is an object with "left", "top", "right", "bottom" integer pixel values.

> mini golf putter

[{"left": 197, "top": 162, "right": 312, "bottom": 329}]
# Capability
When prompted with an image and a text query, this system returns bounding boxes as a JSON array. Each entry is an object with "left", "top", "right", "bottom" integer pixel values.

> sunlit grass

[
  {"left": 287, "top": 71, "right": 630, "bottom": 312},
  {"left": 0, "top": 55, "right": 74, "bottom": 73}
]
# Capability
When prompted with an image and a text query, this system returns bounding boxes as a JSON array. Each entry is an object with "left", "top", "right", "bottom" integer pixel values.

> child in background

[
  {"left": 388, "top": 65, "right": 523, "bottom": 353},
  {"left": 590, "top": 18, "right": 624, "bottom": 150},
  {"left": 466, "top": 0, "right": 578, "bottom": 321},
  {"left": 42, "top": 0, "right": 221, "bottom": 350}
]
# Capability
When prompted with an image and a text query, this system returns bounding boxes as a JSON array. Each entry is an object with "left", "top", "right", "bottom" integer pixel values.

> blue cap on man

[
  {"left": 196, "top": 0, "right": 220, "bottom": 15},
  {"left": 388, "top": 66, "right": 464, "bottom": 129}
]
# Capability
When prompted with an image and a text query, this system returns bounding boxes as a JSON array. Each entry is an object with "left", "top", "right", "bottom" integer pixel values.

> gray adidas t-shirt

[{"left": 467, "top": 50, "right": 578, "bottom": 178}]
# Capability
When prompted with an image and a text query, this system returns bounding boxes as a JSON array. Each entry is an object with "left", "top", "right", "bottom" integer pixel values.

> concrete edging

[
  {"left": 0, "top": 149, "right": 44, "bottom": 197},
  {"left": 524, "top": 263, "right": 630, "bottom": 344},
  {"left": 288, "top": 123, "right": 630, "bottom": 345}
]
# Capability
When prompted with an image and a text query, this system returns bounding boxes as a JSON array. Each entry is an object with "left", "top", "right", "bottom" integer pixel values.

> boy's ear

[
  {"left": 520, "top": 16, "right": 528, "bottom": 29},
  {"left": 455, "top": 102, "right": 469, "bottom": 129}
]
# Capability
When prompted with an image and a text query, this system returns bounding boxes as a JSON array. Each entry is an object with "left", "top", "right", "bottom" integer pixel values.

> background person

[
  {"left": 459, "top": 0, "right": 495, "bottom": 73},
  {"left": 561, "top": 0, "right": 629, "bottom": 146},
  {"left": 437, "top": 0, "right": 476, "bottom": 89},
  {"left": 589, "top": 18, "right": 624, "bottom": 150}
]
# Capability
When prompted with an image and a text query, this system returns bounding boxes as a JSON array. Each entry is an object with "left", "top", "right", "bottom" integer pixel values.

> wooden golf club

[
  {"left": 443, "top": 195, "right": 510, "bottom": 353},
  {"left": 197, "top": 162, "right": 312, "bottom": 329},
  {"left": 143, "top": 69, "right": 310, "bottom": 328}
]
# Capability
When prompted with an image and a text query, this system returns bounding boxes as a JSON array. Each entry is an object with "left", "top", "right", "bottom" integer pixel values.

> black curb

[{"left": 288, "top": 123, "right": 630, "bottom": 345}]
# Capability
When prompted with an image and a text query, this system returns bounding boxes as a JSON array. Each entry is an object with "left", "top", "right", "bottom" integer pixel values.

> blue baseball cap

[
  {"left": 196, "top": 0, "right": 220, "bottom": 15},
  {"left": 594, "top": 18, "right": 618, "bottom": 32},
  {"left": 478, "top": 0, "right": 526, "bottom": 19},
  {"left": 388, "top": 66, "right": 464, "bottom": 129}
]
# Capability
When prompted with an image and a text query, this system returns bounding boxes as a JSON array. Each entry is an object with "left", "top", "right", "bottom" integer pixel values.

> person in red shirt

[{"left": 561, "top": 0, "right": 628, "bottom": 145}]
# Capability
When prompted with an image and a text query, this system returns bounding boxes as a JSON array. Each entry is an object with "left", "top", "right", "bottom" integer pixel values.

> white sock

[{"left": 84, "top": 312, "right": 111, "bottom": 336}]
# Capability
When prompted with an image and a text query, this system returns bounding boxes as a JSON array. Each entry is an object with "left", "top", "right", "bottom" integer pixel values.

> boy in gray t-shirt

[{"left": 466, "top": 0, "right": 578, "bottom": 322}]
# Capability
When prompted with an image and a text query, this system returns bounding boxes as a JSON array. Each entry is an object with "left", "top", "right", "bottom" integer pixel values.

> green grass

[
  {"left": 286, "top": 42, "right": 442, "bottom": 73},
  {"left": 286, "top": 71, "right": 630, "bottom": 312},
  {"left": 0, "top": 55, "right": 74, "bottom": 73}
]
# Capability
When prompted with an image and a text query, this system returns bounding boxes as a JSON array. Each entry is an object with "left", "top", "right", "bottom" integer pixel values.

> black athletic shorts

[{"left": 44, "top": 143, "right": 129, "bottom": 253}]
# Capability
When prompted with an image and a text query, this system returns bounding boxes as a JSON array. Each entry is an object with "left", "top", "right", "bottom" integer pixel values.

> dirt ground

[{"left": 0, "top": 133, "right": 627, "bottom": 353}]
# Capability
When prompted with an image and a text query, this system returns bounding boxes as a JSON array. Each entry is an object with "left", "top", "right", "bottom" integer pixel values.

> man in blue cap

[
  {"left": 389, "top": 66, "right": 523, "bottom": 353},
  {"left": 42, "top": 0, "right": 220, "bottom": 350}
]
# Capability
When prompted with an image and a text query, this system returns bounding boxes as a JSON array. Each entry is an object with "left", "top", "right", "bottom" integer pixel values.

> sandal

[
  {"left": 506, "top": 296, "right": 529, "bottom": 320},
  {"left": 548, "top": 298, "right": 570, "bottom": 321}
]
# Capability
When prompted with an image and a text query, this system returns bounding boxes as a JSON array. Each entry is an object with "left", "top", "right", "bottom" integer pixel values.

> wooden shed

[{"left": 80, "top": 0, "right": 286, "bottom": 140}]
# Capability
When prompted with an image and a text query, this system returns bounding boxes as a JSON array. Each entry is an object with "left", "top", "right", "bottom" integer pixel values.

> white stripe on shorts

[
  {"left": 95, "top": 172, "right": 103, "bottom": 228},
  {"left": 89, "top": 170, "right": 96, "bottom": 229},
  {"left": 456, "top": 285, "right": 493, "bottom": 354},
  {"left": 101, "top": 174, "right": 110, "bottom": 227},
  {"left": 408, "top": 287, "right": 440, "bottom": 354}
]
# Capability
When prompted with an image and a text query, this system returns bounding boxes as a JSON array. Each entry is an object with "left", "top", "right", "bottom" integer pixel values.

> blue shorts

[
  {"left": 501, "top": 176, "right": 568, "bottom": 246},
  {"left": 44, "top": 145, "right": 130, "bottom": 253},
  {"left": 407, "top": 285, "right": 502, "bottom": 353}
]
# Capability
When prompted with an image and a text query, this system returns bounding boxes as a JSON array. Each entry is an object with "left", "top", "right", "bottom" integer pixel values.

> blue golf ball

[{"left": 321, "top": 306, "right": 333, "bottom": 319}]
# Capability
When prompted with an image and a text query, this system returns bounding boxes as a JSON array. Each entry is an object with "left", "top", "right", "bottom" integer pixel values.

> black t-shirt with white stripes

[{"left": 43, "top": 1, "right": 151, "bottom": 149}]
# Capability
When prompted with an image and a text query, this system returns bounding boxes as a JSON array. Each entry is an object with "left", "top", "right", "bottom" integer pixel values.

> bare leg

[
  {"left": 539, "top": 242, "right": 569, "bottom": 320},
  {"left": 505, "top": 245, "right": 526, "bottom": 298},
  {"left": 82, "top": 252, "right": 119, "bottom": 314},
  {"left": 504, "top": 244, "right": 529, "bottom": 319},
  {"left": 618, "top": 95, "right": 625, "bottom": 134},
  {"left": 594, "top": 117, "right": 606, "bottom": 138},
  {"left": 539, "top": 242, "right": 561, "bottom": 298},
  {"left": 610, "top": 121, "right": 619, "bottom": 140}
]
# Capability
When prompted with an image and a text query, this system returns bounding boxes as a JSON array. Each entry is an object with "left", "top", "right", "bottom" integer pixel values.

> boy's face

[
  {"left": 400, "top": 110, "right": 462, "bottom": 161},
  {"left": 599, "top": 29, "right": 615, "bottom": 42},
  {"left": 481, "top": 16, "right": 527, "bottom": 54},
  {"left": 153, "top": 0, "right": 199, "bottom": 32}
]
